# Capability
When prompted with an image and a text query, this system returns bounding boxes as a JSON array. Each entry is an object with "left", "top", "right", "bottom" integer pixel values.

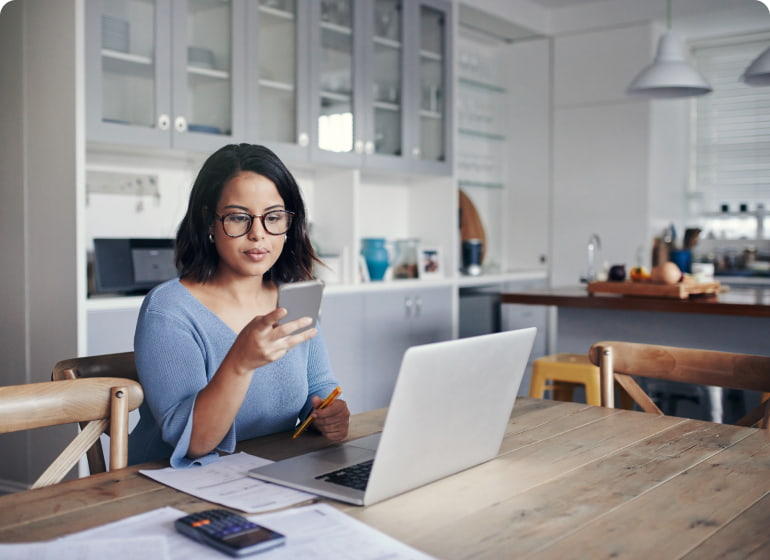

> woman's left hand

[{"left": 310, "top": 396, "right": 350, "bottom": 442}]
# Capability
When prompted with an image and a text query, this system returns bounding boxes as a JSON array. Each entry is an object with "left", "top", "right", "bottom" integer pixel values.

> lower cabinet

[
  {"left": 321, "top": 286, "right": 453, "bottom": 414},
  {"left": 499, "top": 279, "right": 549, "bottom": 396}
]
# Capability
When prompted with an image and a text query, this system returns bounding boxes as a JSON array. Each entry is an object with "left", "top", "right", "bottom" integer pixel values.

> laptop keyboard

[{"left": 315, "top": 459, "right": 374, "bottom": 491}]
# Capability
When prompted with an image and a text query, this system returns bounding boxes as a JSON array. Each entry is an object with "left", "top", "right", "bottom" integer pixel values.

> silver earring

[{"left": 208, "top": 232, "right": 214, "bottom": 243}]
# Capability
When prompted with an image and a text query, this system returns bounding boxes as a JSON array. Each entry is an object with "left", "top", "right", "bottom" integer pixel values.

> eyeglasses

[{"left": 215, "top": 210, "right": 294, "bottom": 237}]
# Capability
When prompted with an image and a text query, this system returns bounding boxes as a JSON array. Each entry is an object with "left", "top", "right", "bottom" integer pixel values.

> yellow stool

[{"left": 529, "top": 353, "right": 601, "bottom": 406}]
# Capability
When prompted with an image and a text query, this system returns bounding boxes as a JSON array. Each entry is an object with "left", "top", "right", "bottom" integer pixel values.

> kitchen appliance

[{"left": 92, "top": 238, "right": 176, "bottom": 295}]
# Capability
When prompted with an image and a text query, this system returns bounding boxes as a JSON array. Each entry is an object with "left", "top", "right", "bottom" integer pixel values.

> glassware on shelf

[
  {"left": 392, "top": 238, "right": 419, "bottom": 279},
  {"left": 361, "top": 238, "right": 390, "bottom": 281}
]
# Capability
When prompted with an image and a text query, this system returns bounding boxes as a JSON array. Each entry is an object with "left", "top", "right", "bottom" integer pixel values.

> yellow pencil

[{"left": 292, "top": 386, "right": 342, "bottom": 439}]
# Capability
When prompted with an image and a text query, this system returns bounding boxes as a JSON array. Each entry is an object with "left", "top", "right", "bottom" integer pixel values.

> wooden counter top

[{"left": 501, "top": 285, "right": 770, "bottom": 318}]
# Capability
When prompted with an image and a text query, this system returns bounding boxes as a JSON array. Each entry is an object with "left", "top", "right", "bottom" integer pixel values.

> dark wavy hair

[{"left": 176, "top": 144, "right": 319, "bottom": 284}]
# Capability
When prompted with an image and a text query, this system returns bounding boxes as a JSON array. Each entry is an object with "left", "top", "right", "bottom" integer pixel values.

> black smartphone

[
  {"left": 175, "top": 509, "right": 285, "bottom": 557},
  {"left": 277, "top": 279, "right": 324, "bottom": 334}
]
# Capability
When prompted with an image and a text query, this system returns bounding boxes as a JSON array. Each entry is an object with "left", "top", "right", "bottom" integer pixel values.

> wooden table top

[
  {"left": 1, "top": 398, "right": 768, "bottom": 559},
  {"left": 501, "top": 285, "right": 770, "bottom": 318}
]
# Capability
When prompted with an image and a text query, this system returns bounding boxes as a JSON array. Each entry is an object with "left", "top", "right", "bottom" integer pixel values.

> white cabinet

[
  {"left": 320, "top": 286, "right": 453, "bottom": 413},
  {"left": 363, "top": 286, "right": 452, "bottom": 409},
  {"left": 85, "top": 0, "right": 246, "bottom": 151},
  {"left": 319, "top": 292, "right": 367, "bottom": 414}
]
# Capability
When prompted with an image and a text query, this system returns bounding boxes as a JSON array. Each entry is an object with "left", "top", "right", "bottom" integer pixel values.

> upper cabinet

[
  {"left": 85, "top": 0, "right": 452, "bottom": 175},
  {"left": 308, "top": 0, "right": 452, "bottom": 174},
  {"left": 85, "top": 0, "right": 245, "bottom": 152},
  {"left": 249, "top": 0, "right": 310, "bottom": 163}
]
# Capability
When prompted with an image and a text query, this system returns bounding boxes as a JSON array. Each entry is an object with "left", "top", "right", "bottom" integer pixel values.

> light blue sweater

[{"left": 129, "top": 278, "right": 338, "bottom": 468}]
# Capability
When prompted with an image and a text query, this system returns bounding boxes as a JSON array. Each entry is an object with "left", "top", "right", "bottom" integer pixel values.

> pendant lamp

[
  {"left": 742, "top": 45, "right": 770, "bottom": 86},
  {"left": 627, "top": 0, "right": 712, "bottom": 98}
]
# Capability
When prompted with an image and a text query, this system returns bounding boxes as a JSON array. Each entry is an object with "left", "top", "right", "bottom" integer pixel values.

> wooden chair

[
  {"left": 52, "top": 352, "right": 139, "bottom": 474},
  {"left": 588, "top": 341, "right": 770, "bottom": 428},
  {"left": 0, "top": 377, "right": 144, "bottom": 489}
]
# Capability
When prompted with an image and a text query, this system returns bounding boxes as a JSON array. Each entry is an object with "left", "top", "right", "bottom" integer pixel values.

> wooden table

[{"left": 1, "top": 399, "right": 768, "bottom": 559}]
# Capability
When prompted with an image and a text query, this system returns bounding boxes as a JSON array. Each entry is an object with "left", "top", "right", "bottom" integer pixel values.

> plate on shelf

[
  {"left": 187, "top": 46, "right": 215, "bottom": 69},
  {"left": 187, "top": 124, "right": 222, "bottom": 134}
]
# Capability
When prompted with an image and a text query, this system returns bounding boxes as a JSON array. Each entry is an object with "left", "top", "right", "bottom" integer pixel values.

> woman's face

[{"left": 210, "top": 171, "right": 288, "bottom": 281}]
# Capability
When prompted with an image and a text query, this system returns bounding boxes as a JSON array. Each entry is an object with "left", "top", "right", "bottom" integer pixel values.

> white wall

[{"left": 0, "top": 0, "right": 82, "bottom": 490}]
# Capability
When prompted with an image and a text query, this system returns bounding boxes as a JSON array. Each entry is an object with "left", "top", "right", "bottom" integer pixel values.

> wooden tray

[{"left": 587, "top": 281, "right": 721, "bottom": 299}]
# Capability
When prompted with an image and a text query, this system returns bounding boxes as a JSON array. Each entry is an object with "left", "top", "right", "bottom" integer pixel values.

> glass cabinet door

[
  {"left": 172, "top": 0, "right": 243, "bottom": 150},
  {"left": 405, "top": 0, "right": 452, "bottom": 174},
  {"left": 368, "top": 0, "right": 404, "bottom": 161},
  {"left": 86, "top": 0, "right": 172, "bottom": 146},
  {"left": 251, "top": 0, "right": 309, "bottom": 160},
  {"left": 312, "top": 0, "right": 362, "bottom": 162}
]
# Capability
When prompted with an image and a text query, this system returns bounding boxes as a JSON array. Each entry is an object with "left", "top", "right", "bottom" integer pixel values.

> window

[{"left": 692, "top": 37, "right": 770, "bottom": 220}]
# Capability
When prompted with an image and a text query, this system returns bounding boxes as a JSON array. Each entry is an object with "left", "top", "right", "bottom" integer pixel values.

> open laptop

[{"left": 248, "top": 327, "right": 537, "bottom": 506}]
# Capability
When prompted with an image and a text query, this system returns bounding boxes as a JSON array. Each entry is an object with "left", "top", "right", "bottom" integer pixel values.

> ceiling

[{"left": 463, "top": 0, "right": 770, "bottom": 42}]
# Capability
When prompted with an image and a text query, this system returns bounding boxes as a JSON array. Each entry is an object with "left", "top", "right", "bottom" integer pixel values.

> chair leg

[{"left": 529, "top": 367, "right": 548, "bottom": 399}]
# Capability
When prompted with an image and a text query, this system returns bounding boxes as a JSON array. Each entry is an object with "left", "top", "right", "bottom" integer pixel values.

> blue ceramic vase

[{"left": 361, "top": 238, "right": 389, "bottom": 281}]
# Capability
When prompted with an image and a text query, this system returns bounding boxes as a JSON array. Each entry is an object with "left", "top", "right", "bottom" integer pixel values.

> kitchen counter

[
  {"left": 501, "top": 284, "right": 770, "bottom": 318},
  {"left": 501, "top": 284, "right": 770, "bottom": 424}
]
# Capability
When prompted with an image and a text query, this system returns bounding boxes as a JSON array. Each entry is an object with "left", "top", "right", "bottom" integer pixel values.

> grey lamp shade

[
  {"left": 742, "top": 45, "right": 770, "bottom": 86},
  {"left": 627, "top": 32, "right": 712, "bottom": 98}
]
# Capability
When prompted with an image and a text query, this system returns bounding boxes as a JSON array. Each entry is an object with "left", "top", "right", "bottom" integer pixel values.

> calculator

[{"left": 175, "top": 509, "right": 286, "bottom": 557}]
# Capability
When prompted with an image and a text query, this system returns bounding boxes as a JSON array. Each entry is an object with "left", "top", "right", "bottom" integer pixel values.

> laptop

[{"left": 248, "top": 327, "right": 537, "bottom": 506}]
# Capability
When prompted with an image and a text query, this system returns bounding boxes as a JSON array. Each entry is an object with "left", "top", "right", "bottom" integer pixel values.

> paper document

[
  {"left": 0, "top": 536, "right": 168, "bottom": 560},
  {"left": 139, "top": 451, "right": 315, "bottom": 513},
  {"left": 59, "top": 504, "right": 435, "bottom": 560}
]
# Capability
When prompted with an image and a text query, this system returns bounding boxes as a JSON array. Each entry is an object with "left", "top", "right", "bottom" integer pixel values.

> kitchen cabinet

[
  {"left": 85, "top": 0, "right": 246, "bottom": 151},
  {"left": 362, "top": 286, "right": 452, "bottom": 409},
  {"left": 320, "top": 286, "right": 452, "bottom": 413},
  {"left": 308, "top": 0, "right": 452, "bottom": 174},
  {"left": 249, "top": 0, "right": 311, "bottom": 163}
]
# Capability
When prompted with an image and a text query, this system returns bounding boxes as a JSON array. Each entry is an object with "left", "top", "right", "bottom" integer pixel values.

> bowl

[
  {"left": 188, "top": 46, "right": 215, "bottom": 69},
  {"left": 102, "top": 16, "right": 129, "bottom": 53}
]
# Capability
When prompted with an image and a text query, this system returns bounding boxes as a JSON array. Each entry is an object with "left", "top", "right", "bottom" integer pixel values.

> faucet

[{"left": 586, "top": 233, "right": 601, "bottom": 282}]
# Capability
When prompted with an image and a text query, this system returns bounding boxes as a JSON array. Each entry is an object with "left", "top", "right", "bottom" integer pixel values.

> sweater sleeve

[{"left": 134, "top": 300, "right": 221, "bottom": 468}]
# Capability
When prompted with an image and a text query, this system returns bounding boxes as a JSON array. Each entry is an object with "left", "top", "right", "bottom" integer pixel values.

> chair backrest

[
  {"left": 52, "top": 352, "right": 139, "bottom": 474},
  {"left": 588, "top": 341, "right": 770, "bottom": 428},
  {"left": 0, "top": 377, "right": 144, "bottom": 489}
]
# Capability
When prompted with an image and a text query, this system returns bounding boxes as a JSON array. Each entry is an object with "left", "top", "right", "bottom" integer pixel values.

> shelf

[
  {"left": 420, "top": 109, "right": 442, "bottom": 120},
  {"left": 259, "top": 5, "right": 295, "bottom": 21},
  {"left": 459, "top": 180, "right": 504, "bottom": 189},
  {"left": 374, "top": 36, "right": 402, "bottom": 50},
  {"left": 458, "top": 76, "right": 506, "bottom": 94},
  {"left": 419, "top": 49, "right": 441, "bottom": 62},
  {"left": 458, "top": 128, "right": 506, "bottom": 141},
  {"left": 187, "top": 65, "right": 230, "bottom": 80},
  {"left": 259, "top": 78, "right": 294, "bottom": 92},
  {"left": 101, "top": 49, "right": 153, "bottom": 78},
  {"left": 374, "top": 100, "right": 400, "bottom": 112}
]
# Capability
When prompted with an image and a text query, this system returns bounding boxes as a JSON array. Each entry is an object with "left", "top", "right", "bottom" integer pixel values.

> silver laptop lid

[{"left": 363, "top": 327, "right": 536, "bottom": 505}]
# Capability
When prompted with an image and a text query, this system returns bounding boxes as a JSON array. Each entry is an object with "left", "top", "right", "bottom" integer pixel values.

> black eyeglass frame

[{"left": 214, "top": 210, "right": 295, "bottom": 238}]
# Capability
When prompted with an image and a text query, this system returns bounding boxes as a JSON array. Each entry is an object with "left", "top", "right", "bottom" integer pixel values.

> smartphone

[
  {"left": 277, "top": 279, "right": 324, "bottom": 334},
  {"left": 175, "top": 509, "right": 285, "bottom": 557}
]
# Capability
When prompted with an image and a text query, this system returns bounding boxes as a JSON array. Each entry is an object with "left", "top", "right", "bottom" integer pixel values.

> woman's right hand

[{"left": 228, "top": 307, "right": 318, "bottom": 374}]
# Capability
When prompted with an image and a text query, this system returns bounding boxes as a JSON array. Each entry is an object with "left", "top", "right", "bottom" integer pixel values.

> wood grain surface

[{"left": 1, "top": 400, "right": 767, "bottom": 559}]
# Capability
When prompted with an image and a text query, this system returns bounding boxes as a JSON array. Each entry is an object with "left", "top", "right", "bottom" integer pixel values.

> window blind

[{"left": 692, "top": 38, "right": 770, "bottom": 214}]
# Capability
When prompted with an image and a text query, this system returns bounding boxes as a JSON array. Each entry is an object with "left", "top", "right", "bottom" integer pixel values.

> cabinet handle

[
  {"left": 157, "top": 114, "right": 170, "bottom": 131},
  {"left": 414, "top": 296, "right": 422, "bottom": 317},
  {"left": 364, "top": 141, "right": 374, "bottom": 155},
  {"left": 354, "top": 140, "right": 364, "bottom": 154},
  {"left": 298, "top": 132, "right": 309, "bottom": 147},
  {"left": 174, "top": 116, "right": 187, "bottom": 132},
  {"left": 404, "top": 296, "right": 412, "bottom": 318},
  {"left": 411, "top": 147, "right": 420, "bottom": 158}
]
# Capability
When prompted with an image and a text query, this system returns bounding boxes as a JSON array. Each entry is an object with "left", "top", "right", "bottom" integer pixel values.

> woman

[{"left": 129, "top": 144, "right": 349, "bottom": 467}]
